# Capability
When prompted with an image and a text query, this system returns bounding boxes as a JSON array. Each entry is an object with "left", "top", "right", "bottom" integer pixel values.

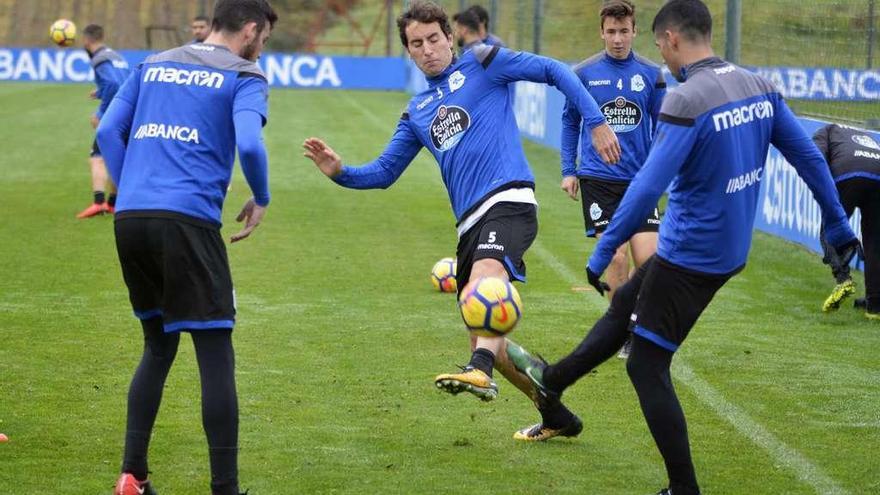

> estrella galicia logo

[
  {"left": 852, "top": 134, "right": 880, "bottom": 151},
  {"left": 601, "top": 97, "right": 642, "bottom": 133},
  {"left": 431, "top": 105, "right": 471, "bottom": 151}
]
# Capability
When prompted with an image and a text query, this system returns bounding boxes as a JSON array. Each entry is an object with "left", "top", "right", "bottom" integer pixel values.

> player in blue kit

[
  {"left": 96, "top": 1, "right": 276, "bottom": 493},
  {"left": 303, "top": 0, "right": 621, "bottom": 441},
  {"left": 509, "top": 1, "right": 861, "bottom": 493},
  {"left": 561, "top": 0, "right": 666, "bottom": 358},
  {"left": 77, "top": 24, "right": 130, "bottom": 219}
]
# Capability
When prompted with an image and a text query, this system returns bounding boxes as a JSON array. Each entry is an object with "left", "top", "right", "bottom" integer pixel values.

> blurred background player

[
  {"left": 813, "top": 123, "right": 879, "bottom": 318},
  {"left": 96, "top": 0, "right": 276, "bottom": 493},
  {"left": 77, "top": 24, "right": 129, "bottom": 219},
  {"left": 560, "top": 0, "right": 665, "bottom": 358},
  {"left": 509, "top": 1, "right": 860, "bottom": 493},
  {"left": 451, "top": 8, "right": 483, "bottom": 53},
  {"left": 190, "top": 14, "right": 210, "bottom": 43},
  {"left": 304, "top": 0, "right": 620, "bottom": 442},
  {"left": 467, "top": 4, "right": 505, "bottom": 47}
]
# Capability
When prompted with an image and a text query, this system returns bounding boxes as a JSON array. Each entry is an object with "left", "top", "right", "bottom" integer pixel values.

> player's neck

[
  {"left": 678, "top": 45, "right": 715, "bottom": 68},
  {"left": 203, "top": 31, "right": 243, "bottom": 57}
]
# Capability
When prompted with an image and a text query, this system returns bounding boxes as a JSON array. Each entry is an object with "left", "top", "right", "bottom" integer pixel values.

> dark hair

[
  {"left": 651, "top": 0, "right": 712, "bottom": 41},
  {"left": 600, "top": 0, "right": 635, "bottom": 29},
  {"left": 468, "top": 5, "right": 489, "bottom": 27},
  {"left": 397, "top": 1, "right": 452, "bottom": 47},
  {"left": 452, "top": 9, "right": 481, "bottom": 34},
  {"left": 193, "top": 15, "right": 210, "bottom": 23},
  {"left": 211, "top": 0, "right": 278, "bottom": 34},
  {"left": 83, "top": 24, "right": 104, "bottom": 41}
]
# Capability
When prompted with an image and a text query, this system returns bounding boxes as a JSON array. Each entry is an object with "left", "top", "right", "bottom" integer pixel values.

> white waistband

[{"left": 457, "top": 188, "right": 538, "bottom": 238}]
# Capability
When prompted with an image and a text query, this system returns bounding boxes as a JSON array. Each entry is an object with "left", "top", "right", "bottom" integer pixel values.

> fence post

[
  {"left": 725, "top": 0, "right": 742, "bottom": 64},
  {"left": 869, "top": 0, "right": 877, "bottom": 68},
  {"left": 533, "top": 0, "right": 543, "bottom": 54},
  {"left": 490, "top": 0, "right": 498, "bottom": 34},
  {"left": 516, "top": 0, "right": 526, "bottom": 50}
]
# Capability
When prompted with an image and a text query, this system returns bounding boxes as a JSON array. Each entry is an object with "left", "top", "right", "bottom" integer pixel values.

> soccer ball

[
  {"left": 458, "top": 277, "right": 522, "bottom": 337},
  {"left": 431, "top": 257, "right": 457, "bottom": 293},
  {"left": 49, "top": 19, "right": 76, "bottom": 47}
]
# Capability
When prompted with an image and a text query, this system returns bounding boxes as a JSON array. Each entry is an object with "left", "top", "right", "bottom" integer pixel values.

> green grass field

[{"left": 0, "top": 83, "right": 878, "bottom": 494}]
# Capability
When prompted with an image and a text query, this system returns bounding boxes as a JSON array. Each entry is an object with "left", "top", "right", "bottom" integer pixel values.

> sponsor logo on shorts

[
  {"left": 430, "top": 105, "right": 470, "bottom": 151},
  {"left": 631, "top": 74, "right": 645, "bottom": 92},
  {"left": 589, "top": 202, "right": 603, "bottom": 221},
  {"left": 852, "top": 134, "right": 880, "bottom": 150},
  {"left": 601, "top": 97, "right": 642, "bottom": 133},
  {"left": 143, "top": 66, "right": 224, "bottom": 88},
  {"left": 448, "top": 70, "right": 466, "bottom": 93},
  {"left": 477, "top": 243, "right": 505, "bottom": 251},
  {"left": 133, "top": 123, "right": 200, "bottom": 144}
]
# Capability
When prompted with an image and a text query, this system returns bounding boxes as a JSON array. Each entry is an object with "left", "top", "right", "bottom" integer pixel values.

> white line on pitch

[{"left": 529, "top": 241, "right": 849, "bottom": 495}]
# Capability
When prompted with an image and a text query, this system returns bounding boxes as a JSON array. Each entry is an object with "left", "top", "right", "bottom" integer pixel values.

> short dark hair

[
  {"left": 600, "top": 0, "right": 635, "bottom": 29},
  {"left": 83, "top": 24, "right": 104, "bottom": 41},
  {"left": 193, "top": 15, "right": 210, "bottom": 23},
  {"left": 652, "top": 0, "right": 712, "bottom": 41},
  {"left": 397, "top": 1, "right": 452, "bottom": 47},
  {"left": 468, "top": 5, "right": 489, "bottom": 27},
  {"left": 211, "top": 0, "right": 278, "bottom": 34},
  {"left": 452, "top": 9, "right": 481, "bottom": 34}
]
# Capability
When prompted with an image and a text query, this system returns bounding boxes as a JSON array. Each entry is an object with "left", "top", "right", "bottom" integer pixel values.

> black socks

[{"left": 469, "top": 348, "right": 495, "bottom": 376}]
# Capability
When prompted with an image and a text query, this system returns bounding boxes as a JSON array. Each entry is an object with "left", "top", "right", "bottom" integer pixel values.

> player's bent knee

[{"left": 468, "top": 258, "right": 508, "bottom": 283}]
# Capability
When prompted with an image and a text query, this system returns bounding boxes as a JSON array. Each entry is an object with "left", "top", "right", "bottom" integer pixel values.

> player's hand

[
  {"left": 561, "top": 176, "right": 579, "bottom": 201},
  {"left": 591, "top": 123, "right": 621, "bottom": 165},
  {"left": 231, "top": 198, "right": 266, "bottom": 243},
  {"left": 303, "top": 137, "right": 342, "bottom": 178},
  {"left": 833, "top": 238, "right": 863, "bottom": 267},
  {"left": 89, "top": 89, "right": 98, "bottom": 99},
  {"left": 90, "top": 114, "right": 100, "bottom": 129},
  {"left": 586, "top": 266, "right": 611, "bottom": 297}
]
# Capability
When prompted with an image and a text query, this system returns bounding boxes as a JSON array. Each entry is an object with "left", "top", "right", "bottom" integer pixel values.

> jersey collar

[
  {"left": 603, "top": 50, "right": 635, "bottom": 66},
  {"left": 679, "top": 56, "right": 725, "bottom": 81}
]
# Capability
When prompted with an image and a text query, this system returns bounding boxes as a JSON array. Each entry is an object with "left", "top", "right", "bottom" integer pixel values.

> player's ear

[{"left": 242, "top": 21, "right": 258, "bottom": 42}]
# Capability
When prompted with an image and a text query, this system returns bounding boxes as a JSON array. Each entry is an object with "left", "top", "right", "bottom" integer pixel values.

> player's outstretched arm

[
  {"left": 560, "top": 100, "right": 581, "bottom": 201},
  {"left": 304, "top": 117, "right": 422, "bottom": 190},
  {"left": 588, "top": 119, "right": 695, "bottom": 278},
  {"left": 476, "top": 45, "right": 621, "bottom": 164},
  {"left": 303, "top": 137, "right": 343, "bottom": 178},
  {"left": 770, "top": 96, "right": 856, "bottom": 247}
]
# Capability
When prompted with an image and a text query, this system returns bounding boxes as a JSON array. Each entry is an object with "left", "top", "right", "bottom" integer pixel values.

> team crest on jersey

[
  {"left": 448, "top": 70, "right": 466, "bottom": 93},
  {"left": 601, "top": 97, "right": 642, "bottom": 133},
  {"left": 630, "top": 74, "right": 646, "bottom": 92},
  {"left": 852, "top": 134, "right": 880, "bottom": 151},
  {"left": 589, "top": 203, "right": 603, "bottom": 221},
  {"left": 431, "top": 105, "right": 471, "bottom": 151}
]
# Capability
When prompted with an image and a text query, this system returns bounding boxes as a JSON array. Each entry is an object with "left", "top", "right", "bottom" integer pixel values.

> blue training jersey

[
  {"left": 562, "top": 51, "right": 665, "bottom": 181},
  {"left": 90, "top": 46, "right": 130, "bottom": 118},
  {"left": 103, "top": 43, "right": 270, "bottom": 225},
  {"left": 589, "top": 57, "right": 854, "bottom": 275},
  {"left": 334, "top": 45, "right": 606, "bottom": 224}
]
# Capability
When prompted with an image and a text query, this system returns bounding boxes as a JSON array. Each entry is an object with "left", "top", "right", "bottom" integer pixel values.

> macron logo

[
  {"left": 143, "top": 66, "right": 224, "bottom": 89},
  {"left": 134, "top": 123, "right": 200, "bottom": 144},
  {"left": 855, "top": 149, "right": 880, "bottom": 160},
  {"left": 712, "top": 101, "right": 774, "bottom": 132}
]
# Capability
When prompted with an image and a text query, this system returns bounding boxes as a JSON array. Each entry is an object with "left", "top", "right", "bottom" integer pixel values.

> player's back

[
  {"left": 116, "top": 43, "right": 266, "bottom": 225},
  {"left": 658, "top": 57, "right": 778, "bottom": 274},
  {"left": 91, "top": 46, "right": 130, "bottom": 86}
]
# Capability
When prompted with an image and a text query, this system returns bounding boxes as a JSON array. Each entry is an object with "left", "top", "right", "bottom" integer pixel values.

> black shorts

[
  {"left": 114, "top": 212, "right": 235, "bottom": 333},
  {"left": 629, "top": 256, "right": 735, "bottom": 352},
  {"left": 90, "top": 138, "right": 101, "bottom": 157},
  {"left": 580, "top": 177, "right": 660, "bottom": 237},
  {"left": 456, "top": 202, "right": 538, "bottom": 294}
]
